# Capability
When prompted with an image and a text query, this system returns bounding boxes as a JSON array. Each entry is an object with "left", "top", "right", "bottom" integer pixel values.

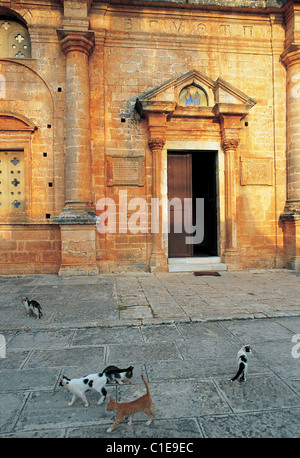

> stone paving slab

[
  {"left": 199, "top": 409, "right": 300, "bottom": 438},
  {"left": 8, "top": 329, "right": 75, "bottom": 350},
  {"left": 0, "top": 269, "right": 300, "bottom": 438},
  {"left": 252, "top": 340, "right": 300, "bottom": 379},
  {"left": 1, "top": 319, "right": 300, "bottom": 438},
  {"left": 66, "top": 418, "right": 203, "bottom": 439},
  {"left": 106, "top": 342, "right": 183, "bottom": 365},
  {"left": 223, "top": 318, "right": 298, "bottom": 343},
  {"left": 1, "top": 367, "right": 59, "bottom": 391},
  {"left": 217, "top": 375, "right": 300, "bottom": 412},
  {"left": 1, "top": 270, "right": 300, "bottom": 330},
  {"left": 71, "top": 327, "right": 144, "bottom": 346},
  {"left": 23, "top": 347, "right": 106, "bottom": 370}
]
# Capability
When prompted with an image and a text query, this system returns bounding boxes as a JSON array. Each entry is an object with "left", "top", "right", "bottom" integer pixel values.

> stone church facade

[{"left": 0, "top": 0, "right": 299, "bottom": 275}]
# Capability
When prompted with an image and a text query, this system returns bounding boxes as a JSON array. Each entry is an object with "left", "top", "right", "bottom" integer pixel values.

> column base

[
  {"left": 54, "top": 202, "right": 97, "bottom": 225},
  {"left": 150, "top": 251, "right": 168, "bottom": 273},
  {"left": 280, "top": 210, "right": 300, "bottom": 271},
  {"left": 282, "top": 200, "right": 300, "bottom": 216},
  {"left": 223, "top": 249, "right": 242, "bottom": 271},
  {"left": 286, "top": 257, "right": 300, "bottom": 270},
  {"left": 58, "top": 265, "right": 99, "bottom": 277},
  {"left": 56, "top": 223, "right": 99, "bottom": 277}
]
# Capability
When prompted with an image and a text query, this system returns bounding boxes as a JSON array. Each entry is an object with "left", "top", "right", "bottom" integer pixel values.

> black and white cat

[
  {"left": 59, "top": 372, "right": 108, "bottom": 407},
  {"left": 231, "top": 345, "right": 252, "bottom": 382},
  {"left": 21, "top": 297, "right": 43, "bottom": 319},
  {"left": 102, "top": 365, "right": 134, "bottom": 385}
]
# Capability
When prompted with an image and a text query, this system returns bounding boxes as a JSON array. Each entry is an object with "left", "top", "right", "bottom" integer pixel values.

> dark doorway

[
  {"left": 192, "top": 151, "right": 218, "bottom": 256},
  {"left": 167, "top": 150, "right": 218, "bottom": 258}
]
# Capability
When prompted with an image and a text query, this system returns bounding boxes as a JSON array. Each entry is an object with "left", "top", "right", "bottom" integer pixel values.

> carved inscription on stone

[
  {"left": 107, "top": 156, "right": 144, "bottom": 186},
  {"left": 240, "top": 157, "right": 273, "bottom": 186},
  {"left": 118, "top": 16, "right": 257, "bottom": 38}
]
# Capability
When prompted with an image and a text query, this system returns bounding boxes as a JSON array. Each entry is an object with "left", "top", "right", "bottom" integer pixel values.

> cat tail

[
  {"left": 231, "top": 362, "right": 245, "bottom": 381},
  {"left": 141, "top": 373, "right": 151, "bottom": 396}
]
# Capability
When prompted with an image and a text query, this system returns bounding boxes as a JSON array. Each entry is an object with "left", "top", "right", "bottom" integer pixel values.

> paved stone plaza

[{"left": 0, "top": 269, "right": 300, "bottom": 438}]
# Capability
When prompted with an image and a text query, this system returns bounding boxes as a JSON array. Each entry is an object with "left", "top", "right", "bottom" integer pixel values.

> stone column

[
  {"left": 147, "top": 113, "right": 169, "bottom": 272},
  {"left": 215, "top": 105, "right": 244, "bottom": 270},
  {"left": 135, "top": 101, "right": 176, "bottom": 272},
  {"left": 57, "top": 30, "right": 95, "bottom": 217},
  {"left": 280, "top": 44, "right": 300, "bottom": 269},
  {"left": 221, "top": 134, "right": 241, "bottom": 270},
  {"left": 55, "top": 30, "right": 98, "bottom": 276},
  {"left": 149, "top": 138, "right": 168, "bottom": 272}
]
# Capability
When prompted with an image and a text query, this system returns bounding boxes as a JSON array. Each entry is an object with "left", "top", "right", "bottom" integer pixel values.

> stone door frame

[
  {"left": 137, "top": 99, "right": 254, "bottom": 272},
  {"left": 162, "top": 141, "right": 221, "bottom": 261}
]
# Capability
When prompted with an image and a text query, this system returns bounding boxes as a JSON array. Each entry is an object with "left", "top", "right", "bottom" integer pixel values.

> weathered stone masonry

[{"left": 0, "top": 0, "right": 299, "bottom": 274}]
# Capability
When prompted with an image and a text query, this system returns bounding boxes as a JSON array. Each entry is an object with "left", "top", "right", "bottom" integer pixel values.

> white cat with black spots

[
  {"left": 59, "top": 373, "right": 108, "bottom": 407},
  {"left": 231, "top": 345, "right": 252, "bottom": 382}
]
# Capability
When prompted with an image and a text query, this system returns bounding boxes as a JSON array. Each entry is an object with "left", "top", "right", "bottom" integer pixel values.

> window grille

[
  {"left": 0, "top": 18, "right": 31, "bottom": 58},
  {"left": 0, "top": 151, "right": 25, "bottom": 214}
]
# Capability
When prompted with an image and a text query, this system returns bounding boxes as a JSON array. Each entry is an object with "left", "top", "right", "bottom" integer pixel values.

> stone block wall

[
  {"left": 0, "top": 225, "right": 60, "bottom": 274},
  {"left": 89, "top": 2, "right": 287, "bottom": 271},
  {"left": 0, "top": 0, "right": 297, "bottom": 273}
]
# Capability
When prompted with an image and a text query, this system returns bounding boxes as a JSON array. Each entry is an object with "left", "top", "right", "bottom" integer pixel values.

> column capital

[
  {"left": 57, "top": 29, "right": 95, "bottom": 56},
  {"left": 135, "top": 99, "right": 176, "bottom": 153},
  {"left": 144, "top": 111, "right": 169, "bottom": 152},
  {"left": 221, "top": 138, "right": 240, "bottom": 153},
  {"left": 148, "top": 137, "right": 165, "bottom": 151},
  {"left": 213, "top": 103, "right": 249, "bottom": 153},
  {"left": 213, "top": 103, "right": 248, "bottom": 152},
  {"left": 219, "top": 121, "right": 241, "bottom": 153},
  {"left": 220, "top": 131, "right": 240, "bottom": 153},
  {"left": 281, "top": 43, "right": 300, "bottom": 68}
]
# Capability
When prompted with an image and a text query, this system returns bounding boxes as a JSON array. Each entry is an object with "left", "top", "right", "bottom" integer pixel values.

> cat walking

[
  {"left": 102, "top": 365, "right": 134, "bottom": 384},
  {"left": 106, "top": 373, "right": 154, "bottom": 432},
  {"left": 231, "top": 345, "right": 252, "bottom": 382},
  {"left": 21, "top": 297, "right": 43, "bottom": 319},
  {"left": 59, "top": 372, "right": 108, "bottom": 407}
]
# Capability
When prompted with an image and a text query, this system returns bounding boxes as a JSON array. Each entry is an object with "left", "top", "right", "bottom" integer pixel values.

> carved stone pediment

[{"left": 135, "top": 69, "right": 256, "bottom": 118}]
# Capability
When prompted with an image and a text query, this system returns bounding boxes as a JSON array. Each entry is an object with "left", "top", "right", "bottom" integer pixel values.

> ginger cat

[{"left": 106, "top": 373, "right": 154, "bottom": 432}]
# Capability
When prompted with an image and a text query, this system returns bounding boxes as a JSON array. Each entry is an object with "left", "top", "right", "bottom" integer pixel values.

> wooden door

[{"left": 167, "top": 152, "right": 193, "bottom": 257}]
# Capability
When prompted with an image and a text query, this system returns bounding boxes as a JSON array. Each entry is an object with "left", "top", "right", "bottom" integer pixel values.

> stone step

[{"left": 168, "top": 257, "right": 227, "bottom": 272}]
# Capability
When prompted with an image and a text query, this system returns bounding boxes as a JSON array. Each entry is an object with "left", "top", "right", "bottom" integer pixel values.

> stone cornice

[
  {"left": 135, "top": 99, "right": 177, "bottom": 119},
  {"left": 212, "top": 103, "right": 251, "bottom": 119},
  {"left": 92, "top": 0, "right": 287, "bottom": 12},
  {"left": 57, "top": 29, "right": 95, "bottom": 56}
]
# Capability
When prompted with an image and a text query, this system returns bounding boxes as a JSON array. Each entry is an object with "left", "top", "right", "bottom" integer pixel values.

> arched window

[{"left": 0, "top": 13, "right": 31, "bottom": 59}]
